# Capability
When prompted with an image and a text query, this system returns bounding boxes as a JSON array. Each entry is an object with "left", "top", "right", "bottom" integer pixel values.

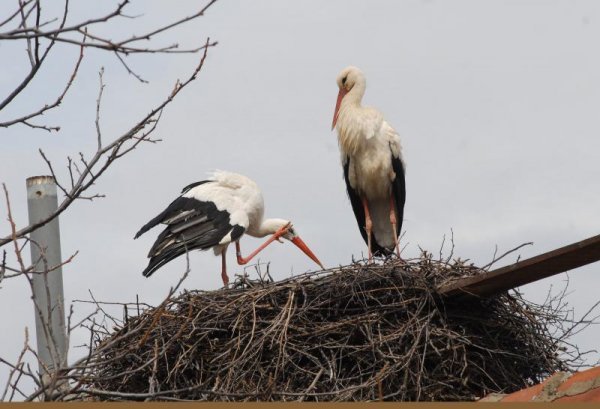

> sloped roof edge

[{"left": 480, "top": 367, "right": 600, "bottom": 402}]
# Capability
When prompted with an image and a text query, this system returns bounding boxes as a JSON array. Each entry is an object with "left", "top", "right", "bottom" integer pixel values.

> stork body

[
  {"left": 135, "top": 171, "right": 323, "bottom": 285},
  {"left": 332, "top": 66, "right": 406, "bottom": 260}
]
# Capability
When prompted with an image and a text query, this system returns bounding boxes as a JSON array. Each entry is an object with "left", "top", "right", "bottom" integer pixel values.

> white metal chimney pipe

[{"left": 26, "top": 176, "right": 67, "bottom": 378}]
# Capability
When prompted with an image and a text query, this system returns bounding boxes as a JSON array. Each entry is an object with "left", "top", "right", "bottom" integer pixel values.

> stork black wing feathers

[
  {"left": 135, "top": 195, "right": 245, "bottom": 277},
  {"left": 135, "top": 196, "right": 205, "bottom": 239},
  {"left": 134, "top": 179, "right": 215, "bottom": 239},
  {"left": 343, "top": 157, "right": 389, "bottom": 256},
  {"left": 343, "top": 158, "right": 367, "bottom": 244},
  {"left": 390, "top": 144, "right": 406, "bottom": 240},
  {"left": 180, "top": 180, "right": 211, "bottom": 195}
]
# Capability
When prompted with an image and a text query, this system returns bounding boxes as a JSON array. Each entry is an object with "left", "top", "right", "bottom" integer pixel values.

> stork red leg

[
  {"left": 362, "top": 197, "right": 373, "bottom": 262},
  {"left": 235, "top": 225, "right": 288, "bottom": 265},
  {"left": 389, "top": 196, "right": 401, "bottom": 258},
  {"left": 221, "top": 249, "right": 229, "bottom": 286}
]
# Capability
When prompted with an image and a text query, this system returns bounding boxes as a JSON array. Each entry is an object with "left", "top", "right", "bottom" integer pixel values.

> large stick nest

[{"left": 76, "top": 254, "right": 572, "bottom": 401}]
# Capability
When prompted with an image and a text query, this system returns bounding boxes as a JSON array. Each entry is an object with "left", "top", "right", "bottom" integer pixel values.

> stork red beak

[
  {"left": 332, "top": 87, "right": 348, "bottom": 130},
  {"left": 291, "top": 236, "right": 324, "bottom": 269}
]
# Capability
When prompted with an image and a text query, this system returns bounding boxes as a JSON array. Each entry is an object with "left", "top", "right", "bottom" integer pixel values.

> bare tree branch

[
  {"left": 0, "top": 0, "right": 36, "bottom": 29},
  {"left": 95, "top": 67, "right": 105, "bottom": 150},
  {"left": 0, "top": 1, "right": 218, "bottom": 54},
  {"left": 0, "top": 31, "right": 86, "bottom": 131},
  {"left": 0, "top": 38, "right": 215, "bottom": 248},
  {"left": 0, "top": 0, "right": 219, "bottom": 132},
  {"left": 0, "top": 0, "right": 68, "bottom": 111}
]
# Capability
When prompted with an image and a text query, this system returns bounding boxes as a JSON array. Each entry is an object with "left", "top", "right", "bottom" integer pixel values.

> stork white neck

[{"left": 249, "top": 218, "right": 289, "bottom": 238}]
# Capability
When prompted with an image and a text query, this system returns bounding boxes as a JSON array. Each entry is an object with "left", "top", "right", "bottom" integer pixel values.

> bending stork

[
  {"left": 332, "top": 66, "right": 406, "bottom": 261},
  {"left": 135, "top": 171, "right": 324, "bottom": 285}
]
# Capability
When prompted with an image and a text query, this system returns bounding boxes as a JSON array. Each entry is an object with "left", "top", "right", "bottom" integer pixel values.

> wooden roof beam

[{"left": 437, "top": 233, "right": 600, "bottom": 298}]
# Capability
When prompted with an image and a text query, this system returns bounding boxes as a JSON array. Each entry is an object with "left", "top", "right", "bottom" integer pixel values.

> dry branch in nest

[{"left": 70, "top": 254, "right": 578, "bottom": 401}]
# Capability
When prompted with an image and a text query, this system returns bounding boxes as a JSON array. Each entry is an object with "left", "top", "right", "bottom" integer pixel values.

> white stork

[
  {"left": 134, "top": 171, "right": 324, "bottom": 286},
  {"left": 332, "top": 66, "right": 406, "bottom": 261}
]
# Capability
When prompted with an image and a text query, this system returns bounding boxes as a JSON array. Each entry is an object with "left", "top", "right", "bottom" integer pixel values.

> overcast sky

[{"left": 2, "top": 0, "right": 600, "bottom": 395}]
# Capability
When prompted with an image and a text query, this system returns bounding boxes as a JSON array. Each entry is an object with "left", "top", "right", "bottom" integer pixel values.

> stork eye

[{"left": 342, "top": 76, "right": 347, "bottom": 85}]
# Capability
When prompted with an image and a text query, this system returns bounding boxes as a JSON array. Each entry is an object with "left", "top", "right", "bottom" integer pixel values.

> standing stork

[
  {"left": 332, "top": 66, "right": 406, "bottom": 261},
  {"left": 134, "top": 171, "right": 324, "bottom": 286}
]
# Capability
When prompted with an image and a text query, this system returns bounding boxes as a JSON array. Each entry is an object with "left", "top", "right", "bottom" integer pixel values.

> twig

[{"left": 481, "top": 242, "right": 534, "bottom": 270}]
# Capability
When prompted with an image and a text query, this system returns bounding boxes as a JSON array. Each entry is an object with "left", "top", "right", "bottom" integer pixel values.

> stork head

[
  {"left": 269, "top": 220, "right": 324, "bottom": 269},
  {"left": 332, "top": 66, "right": 366, "bottom": 129}
]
